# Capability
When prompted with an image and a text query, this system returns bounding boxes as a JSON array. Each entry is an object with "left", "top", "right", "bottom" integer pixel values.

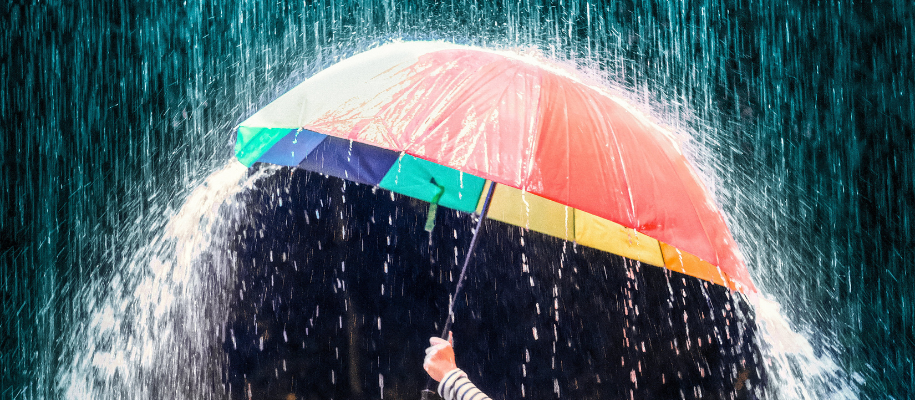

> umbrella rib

[
  {"left": 406, "top": 54, "right": 510, "bottom": 154},
  {"left": 648, "top": 132, "right": 721, "bottom": 267},
  {"left": 604, "top": 101, "right": 637, "bottom": 226},
  {"left": 612, "top": 124, "right": 636, "bottom": 223},
  {"left": 452, "top": 62, "right": 526, "bottom": 178},
  {"left": 522, "top": 66, "right": 544, "bottom": 189},
  {"left": 565, "top": 88, "right": 573, "bottom": 239}
]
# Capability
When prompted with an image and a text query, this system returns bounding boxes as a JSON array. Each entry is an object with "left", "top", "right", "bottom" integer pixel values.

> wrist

[
  {"left": 444, "top": 368, "right": 465, "bottom": 378},
  {"left": 437, "top": 368, "right": 467, "bottom": 398}
]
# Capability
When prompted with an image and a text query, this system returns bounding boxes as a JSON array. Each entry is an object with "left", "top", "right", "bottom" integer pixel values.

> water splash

[
  {"left": 7, "top": 1, "right": 900, "bottom": 397},
  {"left": 755, "top": 297, "right": 862, "bottom": 399},
  {"left": 57, "top": 161, "right": 277, "bottom": 399}
]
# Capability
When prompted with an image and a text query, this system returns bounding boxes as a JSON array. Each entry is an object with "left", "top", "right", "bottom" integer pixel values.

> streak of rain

[{"left": 5, "top": 1, "right": 912, "bottom": 400}]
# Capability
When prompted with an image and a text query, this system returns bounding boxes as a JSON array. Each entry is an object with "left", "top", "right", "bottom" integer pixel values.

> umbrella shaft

[
  {"left": 423, "top": 183, "right": 497, "bottom": 400},
  {"left": 440, "top": 182, "right": 496, "bottom": 339}
]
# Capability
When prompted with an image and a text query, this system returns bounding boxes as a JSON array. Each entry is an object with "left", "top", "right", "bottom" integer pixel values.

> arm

[
  {"left": 424, "top": 335, "right": 492, "bottom": 400},
  {"left": 437, "top": 368, "right": 492, "bottom": 400}
]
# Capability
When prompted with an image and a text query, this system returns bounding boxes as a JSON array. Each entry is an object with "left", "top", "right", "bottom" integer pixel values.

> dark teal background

[{"left": 2, "top": 1, "right": 912, "bottom": 398}]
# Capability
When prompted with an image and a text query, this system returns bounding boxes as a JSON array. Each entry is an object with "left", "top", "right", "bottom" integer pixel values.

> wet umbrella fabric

[{"left": 234, "top": 41, "right": 755, "bottom": 293}]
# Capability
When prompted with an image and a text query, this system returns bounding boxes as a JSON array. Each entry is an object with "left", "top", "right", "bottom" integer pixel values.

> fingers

[
  {"left": 424, "top": 344, "right": 437, "bottom": 355},
  {"left": 425, "top": 333, "right": 454, "bottom": 371},
  {"left": 425, "top": 342, "right": 449, "bottom": 356},
  {"left": 423, "top": 338, "right": 457, "bottom": 383},
  {"left": 429, "top": 332, "right": 453, "bottom": 346},
  {"left": 423, "top": 347, "right": 444, "bottom": 362}
]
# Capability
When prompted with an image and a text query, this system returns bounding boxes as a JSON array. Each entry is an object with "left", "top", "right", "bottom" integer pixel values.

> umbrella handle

[{"left": 422, "top": 182, "right": 497, "bottom": 398}]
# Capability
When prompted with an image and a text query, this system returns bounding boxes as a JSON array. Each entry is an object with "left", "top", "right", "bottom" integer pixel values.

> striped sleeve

[{"left": 437, "top": 368, "right": 492, "bottom": 400}]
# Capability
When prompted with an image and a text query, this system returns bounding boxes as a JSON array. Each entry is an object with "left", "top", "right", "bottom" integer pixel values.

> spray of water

[
  {"left": 752, "top": 297, "right": 862, "bottom": 399},
  {"left": 682, "top": 120, "right": 863, "bottom": 398},
  {"left": 50, "top": 36, "right": 863, "bottom": 399},
  {"left": 57, "top": 161, "right": 277, "bottom": 399}
]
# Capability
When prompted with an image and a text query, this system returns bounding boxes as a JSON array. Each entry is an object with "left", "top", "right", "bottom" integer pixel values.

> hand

[{"left": 423, "top": 332, "right": 456, "bottom": 382}]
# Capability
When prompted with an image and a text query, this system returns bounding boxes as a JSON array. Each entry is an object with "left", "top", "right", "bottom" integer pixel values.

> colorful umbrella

[{"left": 234, "top": 41, "right": 755, "bottom": 294}]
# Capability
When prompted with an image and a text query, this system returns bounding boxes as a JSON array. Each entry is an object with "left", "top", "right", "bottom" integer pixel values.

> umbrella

[{"left": 234, "top": 41, "right": 755, "bottom": 297}]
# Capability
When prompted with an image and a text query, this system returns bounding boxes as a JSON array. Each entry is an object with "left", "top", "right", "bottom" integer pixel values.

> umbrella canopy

[{"left": 234, "top": 41, "right": 755, "bottom": 293}]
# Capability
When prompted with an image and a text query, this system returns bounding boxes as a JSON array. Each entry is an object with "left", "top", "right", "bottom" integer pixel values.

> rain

[{"left": 3, "top": 1, "right": 912, "bottom": 399}]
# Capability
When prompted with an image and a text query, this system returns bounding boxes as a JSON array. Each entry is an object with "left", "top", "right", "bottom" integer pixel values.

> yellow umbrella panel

[{"left": 475, "top": 181, "right": 740, "bottom": 292}]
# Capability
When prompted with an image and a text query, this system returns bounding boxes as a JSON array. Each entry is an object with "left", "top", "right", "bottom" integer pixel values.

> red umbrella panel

[{"left": 234, "top": 41, "right": 755, "bottom": 294}]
